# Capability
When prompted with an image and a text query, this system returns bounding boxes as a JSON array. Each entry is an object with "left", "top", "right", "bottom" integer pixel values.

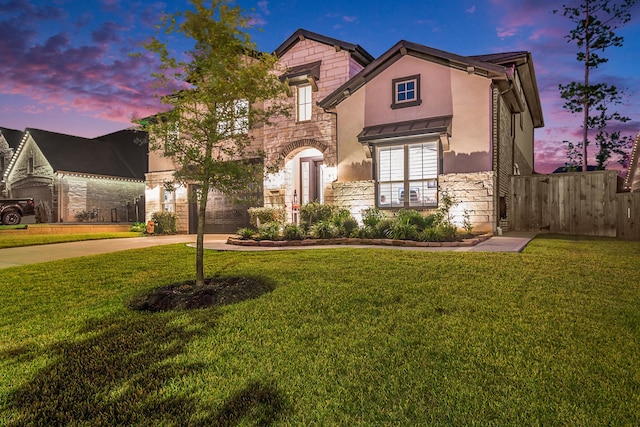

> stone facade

[
  {"left": 332, "top": 180, "right": 375, "bottom": 222},
  {"left": 439, "top": 172, "right": 495, "bottom": 232}
]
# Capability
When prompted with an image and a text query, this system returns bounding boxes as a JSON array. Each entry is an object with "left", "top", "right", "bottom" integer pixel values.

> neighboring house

[
  {"left": 0, "top": 127, "right": 23, "bottom": 197},
  {"left": 146, "top": 29, "right": 544, "bottom": 234},
  {"left": 3, "top": 128, "right": 147, "bottom": 222},
  {"left": 624, "top": 133, "right": 640, "bottom": 192}
]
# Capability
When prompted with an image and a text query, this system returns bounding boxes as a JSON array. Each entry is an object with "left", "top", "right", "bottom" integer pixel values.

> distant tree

[
  {"left": 137, "top": 0, "right": 288, "bottom": 285},
  {"left": 556, "top": 0, "right": 637, "bottom": 170}
]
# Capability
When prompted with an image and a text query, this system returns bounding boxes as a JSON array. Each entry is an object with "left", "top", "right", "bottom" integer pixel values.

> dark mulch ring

[{"left": 129, "top": 276, "right": 275, "bottom": 312}]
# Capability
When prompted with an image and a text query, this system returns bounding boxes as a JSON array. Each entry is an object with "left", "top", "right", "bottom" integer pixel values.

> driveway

[{"left": 0, "top": 232, "right": 537, "bottom": 269}]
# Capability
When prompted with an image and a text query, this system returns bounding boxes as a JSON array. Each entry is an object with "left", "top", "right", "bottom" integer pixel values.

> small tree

[
  {"left": 138, "top": 0, "right": 288, "bottom": 285},
  {"left": 556, "top": 0, "right": 637, "bottom": 170}
]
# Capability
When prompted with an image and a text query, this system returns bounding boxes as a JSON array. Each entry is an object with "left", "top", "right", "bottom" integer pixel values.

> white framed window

[
  {"left": 216, "top": 99, "right": 249, "bottom": 135},
  {"left": 297, "top": 85, "right": 312, "bottom": 122},
  {"left": 376, "top": 140, "right": 437, "bottom": 208},
  {"left": 391, "top": 75, "right": 422, "bottom": 109},
  {"left": 162, "top": 188, "right": 175, "bottom": 212}
]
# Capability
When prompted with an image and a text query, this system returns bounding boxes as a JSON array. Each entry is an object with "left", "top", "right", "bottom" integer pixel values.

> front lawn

[
  {"left": 1, "top": 235, "right": 639, "bottom": 425},
  {"left": 0, "top": 232, "right": 141, "bottom": 249}
]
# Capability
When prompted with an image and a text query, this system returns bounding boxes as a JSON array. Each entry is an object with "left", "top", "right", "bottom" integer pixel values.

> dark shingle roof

[
  {"left": 274, "top": 28, "right": 374, "bottom": 67},
  {"left": 26, "top": 128, "right": 148, "bottom": 180},
  {"left": 0, "top": 127, "right": 24, "bottom": 149}
]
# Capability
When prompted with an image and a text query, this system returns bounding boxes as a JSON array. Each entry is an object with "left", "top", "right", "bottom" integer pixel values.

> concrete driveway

[{"left": 0, "top": 232, "right": 537, "bottom": 269}]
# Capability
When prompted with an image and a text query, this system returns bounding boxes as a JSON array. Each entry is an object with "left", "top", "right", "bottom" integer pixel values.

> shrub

[
  {"left": 130, "top": 222, "right": 146, "bottom": 233},
  {"left": 375, "top": 218, "right": 395, "bottom": 239},
  {"left": 300, "top": 201, "right": 335, "bottom": 230},
  {"left": 257, "top": 222, "right": 281, "bottom": 240},
  {"left": 420, "top": 224, "right": 459, "bottom": 242},
  {"left": 283, "top": 223, "right": 305, "bottom": 240},
  {"left": 395, "top": 209, "right": 431, "bottom": 230},
  {"left": 311, "top": 220, "right": 339, "bottom": 239},
  {"left": 35, "top": 200, "right": 52, "bottom": 223},
  {"left": 355, "top": 225, "right": 377, "bottom": 239},
  {"left": 462, "top": 209, "right": 474, "bottom": 236},
  {"left": 361, "top": 207, "right": 384, "bottom": 228},
  {"left": 340, "top": 217, "right": 360, "bottom": 237},
  {"left": 151, "top": 211, "right": 177, "bottom": 234},
  {"left": 389, "top": 222, "right": 418, "bottom": 240},
  {"left": 237, "top": 227, "right": 256, "bottom": 240},
  {"left": 248, "top": 207, "right": 285, "bottom": 227}
]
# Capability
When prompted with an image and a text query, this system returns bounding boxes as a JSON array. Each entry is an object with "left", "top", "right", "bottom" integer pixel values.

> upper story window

[
  {"left": 0, "top": 155, "right": 4, "bottom": 176},
  {"left": 298, "top": 85, "right": 312, "bottom": 122},
  {"left": 391, "top": 75, "right": 422, "bottom": 109}
]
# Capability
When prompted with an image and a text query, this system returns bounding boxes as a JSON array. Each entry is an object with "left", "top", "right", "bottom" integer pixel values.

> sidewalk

[{"left": 0, "top": 232, "right": 537, "bottom": 269}]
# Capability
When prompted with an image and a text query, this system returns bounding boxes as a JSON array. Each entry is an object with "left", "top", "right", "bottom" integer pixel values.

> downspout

[{"left": 58, "top": 172, "right": 64, "bottom": 222}]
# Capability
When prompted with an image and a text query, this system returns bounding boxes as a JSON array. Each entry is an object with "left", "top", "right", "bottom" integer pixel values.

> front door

[{"left": 300, "top": 156, "right": 323, "bottom": 204}]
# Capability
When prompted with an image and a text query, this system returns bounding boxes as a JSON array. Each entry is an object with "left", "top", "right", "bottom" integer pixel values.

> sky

[{"left": 1, "top": 0, "right": 639, "bottom": 174}]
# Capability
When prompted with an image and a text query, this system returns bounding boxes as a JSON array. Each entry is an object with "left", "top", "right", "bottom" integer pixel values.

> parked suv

[{"left": 0, "top": 198, "right": 36, "bottom": 225}]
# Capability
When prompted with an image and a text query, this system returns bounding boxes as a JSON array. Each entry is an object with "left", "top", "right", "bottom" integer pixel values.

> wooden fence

[{"left": 509, "top": 170, "right": 640, "bottom": 240}]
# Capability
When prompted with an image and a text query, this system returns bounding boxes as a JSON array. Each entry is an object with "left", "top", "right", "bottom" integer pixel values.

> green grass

[
  {"left": 0, "top": 232, "right": 141, "bottom": 248},
  {"left": 1, "top": 235, "right": 639, "bottom": 425}
]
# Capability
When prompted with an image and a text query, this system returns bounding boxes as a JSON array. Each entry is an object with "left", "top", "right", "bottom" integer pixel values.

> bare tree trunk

[
  {"left": 583, "top": 0, "right": 591, "bottom": 172},
  {"left": 196, "top": 184, "right": 209, "bottom": 286}
]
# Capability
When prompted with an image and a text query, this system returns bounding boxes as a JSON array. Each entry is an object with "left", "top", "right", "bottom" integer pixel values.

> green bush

[
  {"left": 339, "top": 217, "right": 360, "bottom": 237},
  {"left": 300, "top": 201, "right": 336, "bottom": 230},
  {"left": 248, "top": 207, "right": 285, "bottom": 227},
  {"left": 361, "top": 207, "right": 384, "bottom": 227},
  {"left": 389, "top": 221, "right": 418, "bottom": 240},
  {"left": 237, "top": 227, "right": 256, "bottom": 240},
  {"left": 130, "top": 222, "right": 146, "bottom": 233},
  {"left": 282, "top": 223, "right": 305, "bottom": 240},
  {"left": 311, "top": 220, "right": 339, "bottom": 239},
  {"left": 151, "top": 211, "right": 177, "bottom": 234},
  {"left": 257, "top": 222, "right": 281, "bottom": 240},
  {"left": 419, "top": 224, "right": 459, "bottom": 242},
  {"left": 375, "top": 218, "right": 395, "bottom": 239}
]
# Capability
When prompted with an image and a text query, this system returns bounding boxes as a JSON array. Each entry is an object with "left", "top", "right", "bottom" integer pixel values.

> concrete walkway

[{"left": 0, "top": 232, "right": 537, "bottom": 269}]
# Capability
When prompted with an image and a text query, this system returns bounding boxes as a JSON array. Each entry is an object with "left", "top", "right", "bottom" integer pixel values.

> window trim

[
  {"left": 391, "top": 75, "right": 422, "bottom": 109},
  {"left": 297, "top": 84, "right": 312, "bottom": 122},
  {"left": 374, "top": 138, "right": 439, "bottom": 209}
]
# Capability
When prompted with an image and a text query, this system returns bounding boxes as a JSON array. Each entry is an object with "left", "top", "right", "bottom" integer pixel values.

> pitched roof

[
  {"left": 274, "top": 28, "right": 374, "bottom": 67},
  {"left": 318, "top": 41, "right": 544, "bottom": 128},
  {"left": 25, "top": 128, "right": 148, "bottom": 180},
  {"left": 0, "top": 127, "right": 24, "bottom": 149}
]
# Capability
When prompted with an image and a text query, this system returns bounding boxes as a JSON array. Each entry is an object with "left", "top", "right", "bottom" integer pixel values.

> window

[
  {"left": 391, "top": 75, "right": 422, "bottom": 109},
  {"left": 376, "top": 140, "right": 437, "bottom": 208},
  {"left": 0, "top": 155, "right": 4, "bottom": 176},
  {"left": 298, "top": 85, "right": 312, "bottom": 121},
  {"left": 27, "top": 156, "right": 34, "bottom": 174},
  {"left": 162, "top": 188, "right": 175, "bottom": 212},
  {"left": 216, "top": 99, "right": 249, "bottom": 135}
]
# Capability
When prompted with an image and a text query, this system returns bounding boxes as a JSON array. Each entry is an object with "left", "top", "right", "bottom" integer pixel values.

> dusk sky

[{"left": 1, "top": 0, "right": 639, "bottom": 173}]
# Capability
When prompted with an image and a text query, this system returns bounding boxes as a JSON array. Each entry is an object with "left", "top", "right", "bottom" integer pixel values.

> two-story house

[{"left": 145, "top": 29, "right": 544, "bottom": 234}]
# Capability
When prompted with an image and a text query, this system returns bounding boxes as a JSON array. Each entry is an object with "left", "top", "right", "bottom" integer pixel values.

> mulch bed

[{"left": 129, "top": 276, "right": 274, "bottom": 312}]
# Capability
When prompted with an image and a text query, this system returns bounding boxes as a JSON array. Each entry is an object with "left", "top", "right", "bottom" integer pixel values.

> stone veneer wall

[
  {"left": 333, "top": 174, "right": 494, "bottom": 232},
  {"left": 145, "top": 171, "right": 190, "bottom": 233},
  {"left": 332, "top": 180, "right": 375, "bottom": 222},
  {"left": 438, "top": 171, "right": 494, "bottom": 232},
  {"left": 263, "top": 39, "right": 365, "bottom": 168}
]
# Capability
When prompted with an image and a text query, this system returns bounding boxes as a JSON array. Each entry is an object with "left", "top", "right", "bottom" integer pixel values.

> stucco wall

[{"left": 335, "top": 87, "right": 370, "bottom": 182}]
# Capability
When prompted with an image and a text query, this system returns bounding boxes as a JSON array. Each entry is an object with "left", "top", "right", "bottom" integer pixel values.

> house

[
  {"left": 624, "top": 133, "right": 640, "bottom": 192},
  {"left": 3, "top": 128, "right": 147, "bottom": 223},
  {"left": 146, "top": 29, "right": 544, "bottom": 234},
  {"left": 318, "top": 42, "right": 544, "bottom": 232},
  {"left": 0, "top": 127, "right": 23, "bottom": 197},
  {"left": 145, "top": 29, "right": 374, "bottom": 233}
]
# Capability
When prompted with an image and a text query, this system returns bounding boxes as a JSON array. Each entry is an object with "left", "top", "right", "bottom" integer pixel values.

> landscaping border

[{"left": 227, "top": 233, "right": 492, "bottom": 248}]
